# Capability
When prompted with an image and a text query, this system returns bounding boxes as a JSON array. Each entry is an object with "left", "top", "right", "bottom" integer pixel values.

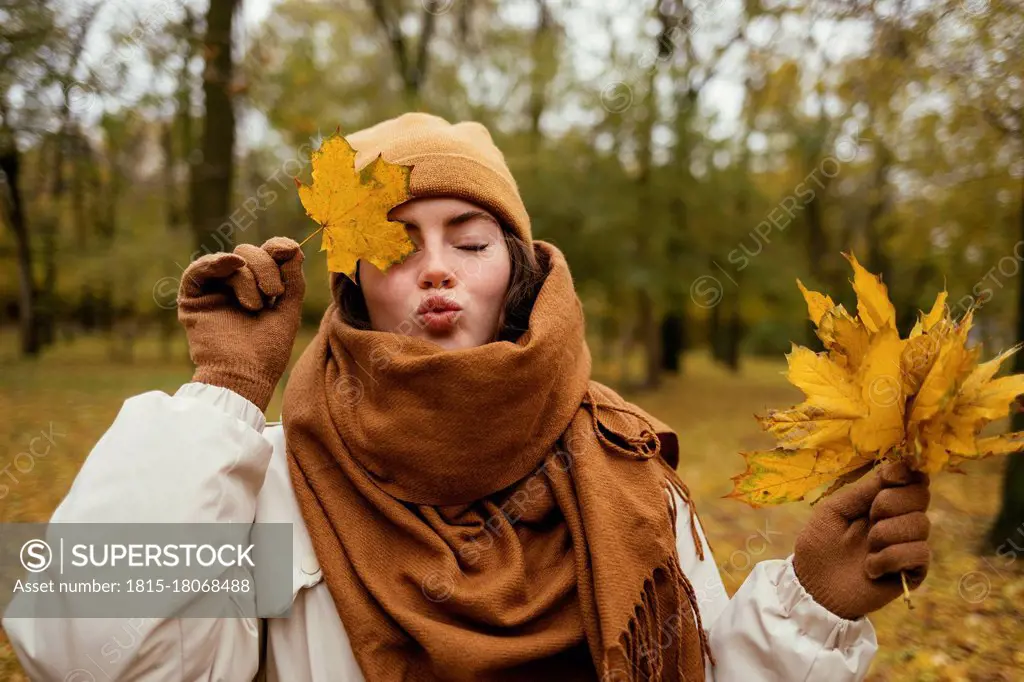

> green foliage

[{"left": 0, "top": 0, "right": 1021, "bottom": 377}]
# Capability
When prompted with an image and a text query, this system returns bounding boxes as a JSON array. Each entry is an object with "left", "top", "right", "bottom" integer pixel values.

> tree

[
  {"left": 994, "top": 136, "right": 1024, "bottom": 551},
  {"left": 0, "top": 100, "right": 37, "bottom": 355},
  {"left": 0, "top": 1, "right": 59, "bottom": 356},
  {"left": 189, "top": 0, "right": 240, "bottom": 253},
  {"left": 657, "top": 1, "right": 746, "bottom": 375},
  {"left": 365, "top": 0, "right": 439, "bottom": 109},
  {"left": 154, "top": 5, "right": 198, "bottom": 232},
  {"left": 948, "top": 3, "right": 1024, "bottom": 553}
]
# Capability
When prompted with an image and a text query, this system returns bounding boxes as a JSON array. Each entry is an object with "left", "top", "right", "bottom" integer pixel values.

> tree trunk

[
  {"left": 637, "top": 288, "right": 661, "bottom": 389},
  {"left": 71, "top": 132, "right": 88, "bottom": 247},
  {"left": 366, "top": 0, "right": 436, "bottom": 110},
  {"left": 660, "top": 312, "right": 685, "bottom": 373},
  {"left": 105, "top": 152, "right": 121, "bottom": 241},
  {"left": 162, "top": 122, "right": 181, "bottom": 230},
  {"left": 172, "top": 7, "right": 197, "bottom": 232},
  {"left": 528, "top": 0, "right": 554, "bottom": 151},
  {"left": 708, "top": 274, "right": 723, "bottom": 363},
  {"left": 723, "top": 297, "right": 742, "bottom": 372},
  {"left": 664, "top": 147, "right": 691, "bottom": 375},
  {"left": 864, "top": 143, "right": 893, "bottom": 287},
  {"left": 0, "top": 137, "right": 40, "bottom": 356},
  {"left": 190, "top": 0, "right": 239, "bottom": 253},
  {"left": 618, "top": 312, "right": 635, "bottom": 388},
  {"left": 987, "top": 169, "right": 1024, "bottom": 554},
  {"left": 805, "top": 187, "right": 828, "bottom": 278},
  {"left": 159, "top": 309, "right": 178, "bottom": 362},
  {"left": 38, "top": 216, "right": 58, "bottom": 348},
  {"left": 96, "top": 280, "right": 114, "bottom": 332},
  {"left": 634, "top": 27, "right": 662, "bottom": 390}
]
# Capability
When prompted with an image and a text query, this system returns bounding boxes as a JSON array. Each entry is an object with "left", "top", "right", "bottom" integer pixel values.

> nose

[{"left": 418, "top": 247, "right": 457, "bottom": 289}]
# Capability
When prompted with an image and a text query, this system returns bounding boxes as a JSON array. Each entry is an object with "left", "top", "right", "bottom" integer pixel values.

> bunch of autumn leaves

[{"left": 729, "top": 253, "right": 1024, "bottom": 508}]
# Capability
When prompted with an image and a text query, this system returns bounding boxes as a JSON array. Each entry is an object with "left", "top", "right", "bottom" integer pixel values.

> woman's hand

[
  {"left": 793, "top": 459, "right": 931, "bottom": 620},
  {"left": 177, "top": 237, "right": 306, "bottom": 412}
]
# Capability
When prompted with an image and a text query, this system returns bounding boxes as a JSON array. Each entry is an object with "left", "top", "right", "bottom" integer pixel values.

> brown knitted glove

[
  {"left": 793, "top": 460, "right": 931, "bottom": 620},
  {"left": 177, "top": 237, "right": 305, "bottom": 412}
]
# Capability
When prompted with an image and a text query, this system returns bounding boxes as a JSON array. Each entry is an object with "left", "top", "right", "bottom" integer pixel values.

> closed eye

[{"left": 458, "top": 245, "right": 489, "bottom": 252}]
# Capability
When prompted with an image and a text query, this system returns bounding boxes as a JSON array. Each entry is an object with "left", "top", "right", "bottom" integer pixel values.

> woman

[{"left": 4, "top": 113, "right": 931, "bottom": 681}]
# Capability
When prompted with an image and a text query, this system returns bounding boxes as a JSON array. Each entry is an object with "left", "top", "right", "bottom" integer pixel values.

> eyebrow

[{"left": 401, "top": 210, "right": 500, "bottom": 231}]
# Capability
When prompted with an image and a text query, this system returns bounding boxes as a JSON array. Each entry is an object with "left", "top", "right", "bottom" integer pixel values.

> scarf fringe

[
  {"left": 657, "top": 455, "right": 716, "bottom": 562},
  {"left": 659, "top": 468, "right": 716, "bottom": 673},
  {"left": 584, "top": 385, "right": 717, "bottom": 679},
  {"left": 599, "top": 470, "right": 718, "bottom": 681},
  {"left": 602, "top": 552, "right": 715, "bottom": 681}
]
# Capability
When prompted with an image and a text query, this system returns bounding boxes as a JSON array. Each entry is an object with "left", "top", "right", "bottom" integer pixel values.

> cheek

[
  {"left": 363, "top": 270, "right": 415, "bottom": 324},
  {"left": 470, "top": 258, "right": 512, "bottom": 311}
]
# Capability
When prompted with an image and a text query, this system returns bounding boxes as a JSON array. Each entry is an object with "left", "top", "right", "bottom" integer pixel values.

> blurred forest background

[{"left": 2, "top": 0, "right": 1024, "bottom": 679}]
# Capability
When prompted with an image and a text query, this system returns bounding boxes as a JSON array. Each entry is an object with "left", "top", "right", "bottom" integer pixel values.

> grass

[{"left": 1, "top": 331, "right": 1022, "bottom": 680}]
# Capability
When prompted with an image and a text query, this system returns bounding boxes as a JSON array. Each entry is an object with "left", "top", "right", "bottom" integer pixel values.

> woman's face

[{"left": 358, "top": 196, "right": 512, "bottom": 351}]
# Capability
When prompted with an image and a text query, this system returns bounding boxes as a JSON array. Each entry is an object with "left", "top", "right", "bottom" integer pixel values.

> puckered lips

[{"left": 416, "top": 294, "right": 463, "bottom": 333}]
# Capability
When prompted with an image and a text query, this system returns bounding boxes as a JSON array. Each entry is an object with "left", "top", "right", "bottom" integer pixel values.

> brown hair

[{"left": 335, "top": 226, "right": 547, "bottom": 344}]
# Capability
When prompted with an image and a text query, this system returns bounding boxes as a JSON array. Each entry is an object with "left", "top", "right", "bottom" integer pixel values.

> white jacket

[{"left": 3, "top": 383, "right": 879, "bottom": 681}]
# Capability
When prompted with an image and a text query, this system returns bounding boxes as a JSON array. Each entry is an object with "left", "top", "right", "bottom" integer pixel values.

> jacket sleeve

[
  {"left": 2, "top": 383, "right": 272, "bottom": 682},
  {"left": 671, "top": 491, "right": 879, "bottom": 681}
]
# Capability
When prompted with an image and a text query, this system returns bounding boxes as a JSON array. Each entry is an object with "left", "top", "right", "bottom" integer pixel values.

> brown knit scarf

[{"left": 283, "top": 240, "right": 713, "bottom": 681}]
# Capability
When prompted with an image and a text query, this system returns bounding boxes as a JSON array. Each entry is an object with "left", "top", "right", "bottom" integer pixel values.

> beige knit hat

[{"left": 344, "top": 112, "right": 532, "bottom": 246}]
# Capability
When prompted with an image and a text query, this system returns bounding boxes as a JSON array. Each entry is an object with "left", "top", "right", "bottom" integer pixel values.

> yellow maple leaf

[
  {"left": 908, "top": 334, "right": 966, "bottom": 426},
  {"left": 929, "top": 412, "right": 978, "bottom": 456},
  {"left": 297, "top": 132, "right": 415, "bottom": 277},
  {"left": 959, "top": 345, "right": 1015, "bottom": 396},
  {"left": 909, "top": 290, "right": 948, "bottom": 337},
  {"left": 957, "top": 306, "right": 976, "bottom": 340},
  {"left": 899, "top": 323, "right": 951, "bottom": 397},
  {"left": 757, "top": 404, "right": 854, "bottom": 450},
  {"left": 973, "top": 432, "right": 1024, "bottom": 458},
  {"left": 728, "top": 251, "right": 1024, "bottom": 507},
  {"left": 843, "top": 252, "right": 897, "bottom": 333},
  {"left": 849, "top": 324, "right": 905, "bottom": 455},
  {"left": 726, "top": 447, "right": 872, "bottom": 506},
  {"left": 820, "top": 305, "right": 871, "bottom": 372},
  {"left": 955, "top": 373, "right": 1024, "bottom": 424},
  {"left": 785, "top": 344, "right": 868, "bottom": 418},
  {"left": 916, "top": 437, "right": 950, "bottom": 474},
  {"left": 797, "top": 279, "right": 835, "bottom": 327}
]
